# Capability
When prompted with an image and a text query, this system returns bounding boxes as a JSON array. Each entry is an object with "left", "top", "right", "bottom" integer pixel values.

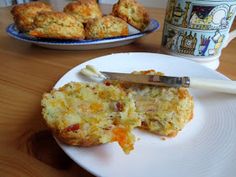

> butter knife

[{"left": 101, "top": 71, "right": 236, "bottom": 94}]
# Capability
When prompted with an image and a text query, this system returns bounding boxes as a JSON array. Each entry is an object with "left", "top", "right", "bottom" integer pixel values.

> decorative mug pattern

[
  {"left": 162, "top": 22, "right": 226, "bottom": 57},
  {"left": 162, "top": 0, "right": 236, "bottom": 58}
]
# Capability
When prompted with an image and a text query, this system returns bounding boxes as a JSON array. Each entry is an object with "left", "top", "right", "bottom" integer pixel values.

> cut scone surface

[
  {"left": 105, "top": 70, "right": 194, "bottom": 137},
  {"left": 41, "top": 82, "right": 140, "bottom": 154},
  {"left": 129, "top": 70, "right": 194, "bottom": 137}
]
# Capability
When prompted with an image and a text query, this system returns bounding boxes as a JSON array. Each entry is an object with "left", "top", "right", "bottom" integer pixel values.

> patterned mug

[{"left": 161, "top": 0, "right": 236, "bottom": 69}]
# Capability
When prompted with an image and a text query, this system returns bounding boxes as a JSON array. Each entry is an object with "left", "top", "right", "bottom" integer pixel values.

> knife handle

[{"left": 190, "top": 78, "right": 236, "bottom": 94}]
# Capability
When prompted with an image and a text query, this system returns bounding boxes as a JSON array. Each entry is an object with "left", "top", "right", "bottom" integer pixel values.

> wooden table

[{"left": 0, "top": 3, "right": 236, "bottom": 177}]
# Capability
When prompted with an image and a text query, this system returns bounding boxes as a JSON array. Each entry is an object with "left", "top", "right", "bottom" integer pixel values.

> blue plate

[{"left": 6, "top": 19, "right": 160, "bottom": 50}]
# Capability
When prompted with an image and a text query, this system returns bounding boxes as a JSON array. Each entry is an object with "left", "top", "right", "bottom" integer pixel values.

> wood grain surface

[{"left": 0, "top": 2, "right": 236, "bottom": 177}]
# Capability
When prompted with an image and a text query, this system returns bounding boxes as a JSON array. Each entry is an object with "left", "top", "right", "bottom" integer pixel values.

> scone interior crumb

[
  {"left": 41, "top": 82, "right": 140, "bottom": 154},
  {"left": 105, "top": 70, "right": 194, "bottom": 137},
  {"left": 130, "top": 70, "right": 194, "bottom": 137}
]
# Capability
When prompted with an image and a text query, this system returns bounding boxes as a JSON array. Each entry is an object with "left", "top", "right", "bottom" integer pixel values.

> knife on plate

[{"left": 101, "top": 71, "right": 236, "bottom": 94}]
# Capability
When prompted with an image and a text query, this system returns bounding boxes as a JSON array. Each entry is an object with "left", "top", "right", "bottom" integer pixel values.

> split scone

[
  {"left": 29, "top": 12, "right": 85, "bottom": 40},
  {"left": 11, "top": 1, "right": 53, "bottom": 32},
  {"left": 64, "top": 0, "right": 102, "bottom": 24},
  {"left": 41, "top": 82, "right": 140, "bottom": 154},
  {"left": 112, "top": 0, "right": 150, "bottom": 31},
  {"left": 85, "top": 15, "right": 129, "bottom": 39},
  {"left": 105, "top": 70, "right": 194, "bottom": 137},
  {"left": 130, "top": 70, "right": 193, "bottom": 137}
]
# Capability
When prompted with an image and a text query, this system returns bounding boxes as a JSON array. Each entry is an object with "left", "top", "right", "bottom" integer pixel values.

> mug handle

[{"left": 223, "top": 29, "right": 236, "bottom": 48}]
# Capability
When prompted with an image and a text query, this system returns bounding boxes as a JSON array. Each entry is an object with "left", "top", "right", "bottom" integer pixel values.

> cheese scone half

[
  {"left": 41, "top": 82, "right": 140, "bottom": 154},
  {"left": 105, "top": 70, "right": 194, "bottom": 137}
]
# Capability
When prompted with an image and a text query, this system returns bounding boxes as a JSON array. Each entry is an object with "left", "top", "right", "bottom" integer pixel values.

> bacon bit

[
  {"left": 103, "top": 126, "right": 112, "bottom": 130},
  {"left": 105, "top": 81, "right": 111, "bottom": 86},
  {"left": 141, "top": 121, "right": 148, "bottom": 127},
  {"left": 64, "top": 124, "right": 80, "bottom": 132},
  {"left": 115, "top": 102, "right": 124, "bottom": 112}
]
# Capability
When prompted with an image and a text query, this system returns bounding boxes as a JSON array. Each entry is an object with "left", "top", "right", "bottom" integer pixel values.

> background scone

[
  {"left": 41, "top": 82, "right": 140, "bottom": 154},
  {"left": 130, "top": 70, "right": 194, "bottom": 137},
  {"left": 64, "top": 0, "right": 102, "bottom": 23},
  {"left": 11, "top": 2, "right": 53, "bottom": 32},
  {"left": 85, "top": 15, "right": 128, "bottom": 39},
  {"left": 29, "top": 12, "right": 85, "bottom": 40},
  {"left": 112, "top": 0, "right": 150, "bottom": 31}
]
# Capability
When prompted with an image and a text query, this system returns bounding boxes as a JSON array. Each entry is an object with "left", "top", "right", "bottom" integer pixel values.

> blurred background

[
  {"left": 0, "top": 0, "right": 168, "bottom": 8},
  {"left": 99, "top": 0, "right": 167, "bottom": 8}
]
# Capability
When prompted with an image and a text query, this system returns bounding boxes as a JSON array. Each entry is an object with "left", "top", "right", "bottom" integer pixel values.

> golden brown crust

[
  {"left": 11, "top": 2, "right": 53, "bottom": 32},
  {"left": 29, "top": 11, "right": 85, "bottom": 40},
  {"left": 112, "top": 0, "right": 150, "bottom": 31},
  {"left": 85, "top": 15, "right": 128, "bottom": 39},
  {"left": 56, "top": 130, "right": 101, "bottom": 147},
  {"left": 64, "top": 0, "right": 102, "bottom": 23}
]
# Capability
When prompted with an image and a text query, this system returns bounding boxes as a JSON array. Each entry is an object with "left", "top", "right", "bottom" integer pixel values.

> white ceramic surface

[
  {"left": 6, "top": 19, "right": 159, "bottom": 50},
  {"left": 54, "top": 52, "right": 236, "bottom": 177}
]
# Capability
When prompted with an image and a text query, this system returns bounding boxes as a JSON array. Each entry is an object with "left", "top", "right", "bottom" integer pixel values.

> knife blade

[
  {"left": 101, "top": 71, "right": 236, "bottom": 94},
  {"left": 101, "top": 71, "right": 190, "bottom": 88}
]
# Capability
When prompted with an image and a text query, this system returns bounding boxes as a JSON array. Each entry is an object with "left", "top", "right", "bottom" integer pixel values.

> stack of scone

[
  {"left": 11, "top": 0, "right": 150, "bottom": 40},
  {"left": 41, "top": 69, "right": 194, "bottom": 154}
]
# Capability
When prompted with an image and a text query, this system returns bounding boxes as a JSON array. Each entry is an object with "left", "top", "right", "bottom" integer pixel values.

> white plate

[
  {"left": 6, "top": 19, "right": 159, "bottom": 50},
  {"left": 54, "top": 53, "right": 236, "bottom": 177}
]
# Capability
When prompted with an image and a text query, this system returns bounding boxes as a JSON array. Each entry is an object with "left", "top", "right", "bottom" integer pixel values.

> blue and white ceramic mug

[{"left": 161, "top": 0, "right": 236, "bottom": 69}]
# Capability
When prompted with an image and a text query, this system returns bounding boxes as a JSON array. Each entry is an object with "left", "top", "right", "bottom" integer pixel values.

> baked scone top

[
  {"left": 112, "top": 0, "right": 150, "bottom": 31},
  {"left": 64, "top": 0, "right": 102, "bottom": 23},
  {"left": 11, "top": 1, "right": 53, "bottom": 32},
  {"left": 29, "top": 11, "right": 85, "bottom": 40},
  {"left": 85, "top": 15, "right": 128, "bottom": 39}
]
